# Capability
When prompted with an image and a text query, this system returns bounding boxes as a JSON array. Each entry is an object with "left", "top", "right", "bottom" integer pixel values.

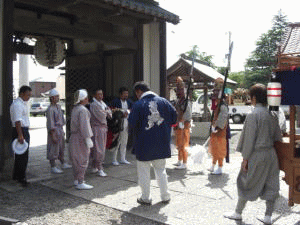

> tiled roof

[{"left": 103, "top": 0, "right": 180, "bottom": 24}]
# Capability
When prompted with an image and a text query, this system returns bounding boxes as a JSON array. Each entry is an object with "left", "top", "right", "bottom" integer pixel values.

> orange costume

[
  {"left": 174, "top": 100, "right": 192, "bottom": 169},
  {"left": 208, "top": 78, "right": 229, "bottom": 174},
  {"left": 175, "top": 121, "right": 190, "bottom": 164},
  {"left": 209, "top": 106, "right": 228, "bottom": 168}
]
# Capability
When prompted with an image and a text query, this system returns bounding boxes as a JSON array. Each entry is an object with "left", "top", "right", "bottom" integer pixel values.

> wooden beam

[
  {"left": 14, "top": 9, "right": 138, "bottom": 49},
  {"left": 1, "top": 0, "right": 14, "bottom": 171},
  {"left": 12, "top": 42, "right": 34, "bottom": 54}
]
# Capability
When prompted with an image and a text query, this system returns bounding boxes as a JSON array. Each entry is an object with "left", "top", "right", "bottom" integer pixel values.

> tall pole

[{"left": 228, "top": 31, "right": 232, "bottom": 72}]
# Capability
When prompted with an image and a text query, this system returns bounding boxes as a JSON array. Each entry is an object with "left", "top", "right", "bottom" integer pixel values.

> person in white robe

[
  {"left": 46, "top": 89, "right": 72, "bottom": 174},
  {"left": 69, "top": 89, "right": 94, "bottom": 190},
  {"left": 90, "top": 89, "right": 112, "bottom": 177},
  {"left": 224, "top": 84, "right": 282, "bottom": 225}
]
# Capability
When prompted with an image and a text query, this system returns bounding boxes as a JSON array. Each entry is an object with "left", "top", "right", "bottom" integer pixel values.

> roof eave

[{"left": 103, "top": 0, "right": 180, "bottom": 24}]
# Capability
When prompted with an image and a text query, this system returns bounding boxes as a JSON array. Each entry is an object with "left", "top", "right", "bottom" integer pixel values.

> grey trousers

[{"left": 235, "top": 198, "right": 275, "bottom": 216}]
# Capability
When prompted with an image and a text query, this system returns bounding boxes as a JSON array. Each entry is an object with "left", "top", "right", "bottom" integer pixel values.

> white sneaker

[
  {"left": 120, "top": 160, "right": 131, "bottom": 165},
  {"left": 74, "top": 180, "right": 78, "bottom": 186},
  {"left": 61, "top": 163, "right": 72, "bottom": 169},
  {"left": 91, "top": 168, "right": 99, "bottom": 173},
  {"left": 224, "top": 211, "right": 242, "bottom": 220},
  {"left": 51, "top": 167, "right": 63, "bottom": 174},
  {"left": 175, "top": 163, "right": 187, "bottom": 170},
  {"left": 174, "top": 161, "right": 182, "bottom": 166},
  {"left": 212, "top": 167, "right": 222, "bottom": 175},
  {"left": 112, "top": 161, "right": 119, "bottom": 166},
  {"left": 76, "top": 183, "right": 94, "bottom": 190},
  {"left": 207, "top": 165, "right": 215, "bottom": 172},
  {"left": 257, "top": 215, "right": 272, "bottom": 225},
  {"left": 97, "top": 170, "right": 107, "bottom": 177}
]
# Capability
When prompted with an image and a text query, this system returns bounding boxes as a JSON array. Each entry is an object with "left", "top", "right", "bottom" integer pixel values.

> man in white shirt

[
  {"left": 10, "top": 85, "right": 32, "bottom": 187},
  {"left": 109, "top": 87, "right": 133, "bottom": 165}
]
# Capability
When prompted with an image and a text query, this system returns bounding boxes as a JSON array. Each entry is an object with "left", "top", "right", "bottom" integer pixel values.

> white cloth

[
  {"left": 49, "top": 89, "right": 59, "bottom": 97},
  {"left": 140, "top": 91, "right": 158, "bottom": 99},
  {"left": 137, "top": 159, "right": 170, "bottom": 201},
  {"left": 112, "top": 128, "right": 128, "bottom": 162},
  {"left": 75, "top": 89, "right": 88, "bottom": 104},
  {"left": 92, "top": 98, "right": 107, "bottom": 110},
  {"left": 112, "top": 99, "right": 131, "bottom": 162},
  {"left": 85, "top": 137, "right": 94, "bottom": 149},
  {"left": 10, "top": 97, "right": 30, "bottom": 127},
  {"left": 121, "top": 100, "right": 128, "bottom": 111}
]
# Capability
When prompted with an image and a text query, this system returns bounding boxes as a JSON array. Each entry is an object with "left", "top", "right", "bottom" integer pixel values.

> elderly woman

[
  {"left": 69, "top": 89, "right": 94, "bottom": 190},
  {"left": 46, "top": 89, "right": 72, "bottom": 174},
  {"left": 224, "top": 84, "right": 282, "bottom": 224}
]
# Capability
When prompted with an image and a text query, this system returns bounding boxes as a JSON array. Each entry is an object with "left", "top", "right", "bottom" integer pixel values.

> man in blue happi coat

[{"left": 128, "top": 81, "right": 177, "bottom": 205}]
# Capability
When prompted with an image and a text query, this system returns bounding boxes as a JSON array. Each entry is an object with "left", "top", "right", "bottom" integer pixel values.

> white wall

[
  {"left": 56, "top": 75, "right": 65, "bottom": 99},
  {"left": 19, "top": 38, "right": 30, "bottom": 87},
  {"left": 143, "top": 22, "right": 160, "bottom": 94}
]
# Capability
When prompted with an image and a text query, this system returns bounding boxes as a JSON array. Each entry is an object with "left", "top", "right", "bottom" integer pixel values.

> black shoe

[
  {"left": 18, "top": 179, "right": 29, "bottom": 187},
  {"left": 137, "top": 197, "right": 152, "bottom": 205},
  {"left": 161, "top": 199, "right": 171, "bottom": 204}
]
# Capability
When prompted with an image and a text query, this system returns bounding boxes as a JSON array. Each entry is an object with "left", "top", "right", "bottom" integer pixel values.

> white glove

[
  {"left": 178, "top": 122, "right": 184, "bottom": 129},
  {"left": 85, "top": 138, "right": 94, "bottom": 149},
  {"left": 211, "top": 126, "right": 218, "bottom": 133}
]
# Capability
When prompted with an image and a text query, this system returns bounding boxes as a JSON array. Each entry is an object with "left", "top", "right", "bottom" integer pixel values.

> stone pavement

[{"left": 1, "top": 117, "right": 300, "bottom": 224}]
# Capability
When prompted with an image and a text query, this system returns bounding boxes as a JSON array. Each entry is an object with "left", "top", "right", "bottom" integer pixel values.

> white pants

[
  {"left": 137, "top": 159, "right": 170, "bottom": 201},
  {"left": 112, "top": 128, "right": 128, "bottom": 162}
]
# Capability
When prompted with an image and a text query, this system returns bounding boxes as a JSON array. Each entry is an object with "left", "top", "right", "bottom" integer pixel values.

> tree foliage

[
  {"left": 228, "top": 71, "right": 246, "bottom": 88},
  {"left": 244, "top": 10, "right": 288, "bottom": 87},
  {"left": 185, "top": 45, "right": 216, "bottom": 68}
]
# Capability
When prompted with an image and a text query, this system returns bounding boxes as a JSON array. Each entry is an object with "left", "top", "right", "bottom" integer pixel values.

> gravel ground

[{"left": 0, "top": 183, "right": 164, "bottom": 225}]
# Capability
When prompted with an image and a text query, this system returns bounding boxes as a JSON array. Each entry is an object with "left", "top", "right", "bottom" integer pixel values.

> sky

[{"left": 157, "top": 0, "right": 299, "bottom": 72}]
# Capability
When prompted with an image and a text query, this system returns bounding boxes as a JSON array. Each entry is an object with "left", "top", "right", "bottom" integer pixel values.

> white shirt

[
  {"left": 121, "top": 100, "right": 129, "bottom": 129},
  {"left": 121, "top": 100, "right": 128, "bottom": 110},
  {"left": 10, "top": 97, "right": 30, "bottom": 127}
]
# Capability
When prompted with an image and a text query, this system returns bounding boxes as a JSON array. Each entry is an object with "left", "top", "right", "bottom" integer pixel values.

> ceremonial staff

[
  {"left": 215, "top": 39, "right": 233, "bottom": 118},
  {"left": 182, "top": 52, "right": 195, "bottom": 113}
]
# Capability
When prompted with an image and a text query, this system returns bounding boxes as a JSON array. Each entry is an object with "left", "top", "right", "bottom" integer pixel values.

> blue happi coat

[{"left": 128, "top": 91, "right": 177, "bottom": 161}]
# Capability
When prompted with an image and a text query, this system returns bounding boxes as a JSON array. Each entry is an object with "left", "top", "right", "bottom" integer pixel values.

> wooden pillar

[
  {"left": 134, "top": 24, "right": 144, "bottom": 83},
  {"left": 159, "top": 21, "right": 167, "bottom": 98},
  {"left": 0, "top": 0, "right": 14, "bottom": 172}
]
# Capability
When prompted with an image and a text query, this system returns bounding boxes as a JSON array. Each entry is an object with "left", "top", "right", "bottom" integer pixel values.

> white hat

[
  {"left": 12, "top": 139, "right": 28, "bottom": 155},
  {"left": 74, "top": 89, "right": 88, "bottom": 104},
  {"left": 49, "top": 89, "right": 59, "bottom": 97}
]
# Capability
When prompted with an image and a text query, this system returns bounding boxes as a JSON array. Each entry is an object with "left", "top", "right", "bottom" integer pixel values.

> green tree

[
  {"left": 228, "top": 71, "right": 246, "bottom": 88},
  {"left": 185, "top": 45, "right": 216, "bottom": 68},
  {"left": 245, "top": 10, "right": 288, "bottom": 86}
]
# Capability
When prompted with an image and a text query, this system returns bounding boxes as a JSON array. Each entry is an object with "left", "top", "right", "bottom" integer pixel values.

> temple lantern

[
  {"left": 34, "top": 37, "right": 66, "bottom": 69},
  {"left": 267, "top": 72, "right": 282, "bottom": 111}
]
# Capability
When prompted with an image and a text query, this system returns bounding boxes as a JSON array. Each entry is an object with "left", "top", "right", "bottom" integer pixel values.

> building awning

[{"left": 103, "top": 0, "right": 180, "bottom": 24}]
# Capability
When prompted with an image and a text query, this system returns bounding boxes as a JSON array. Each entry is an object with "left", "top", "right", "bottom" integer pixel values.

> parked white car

[
  {"left": 192, "top": 94, "right": 212, "bottom": 117},
  {"left": 228, "top": 105, "right": 251, "bottom": 124},
  {"left": 30, "top": 102, "right": 50, "bottom": 116}
]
